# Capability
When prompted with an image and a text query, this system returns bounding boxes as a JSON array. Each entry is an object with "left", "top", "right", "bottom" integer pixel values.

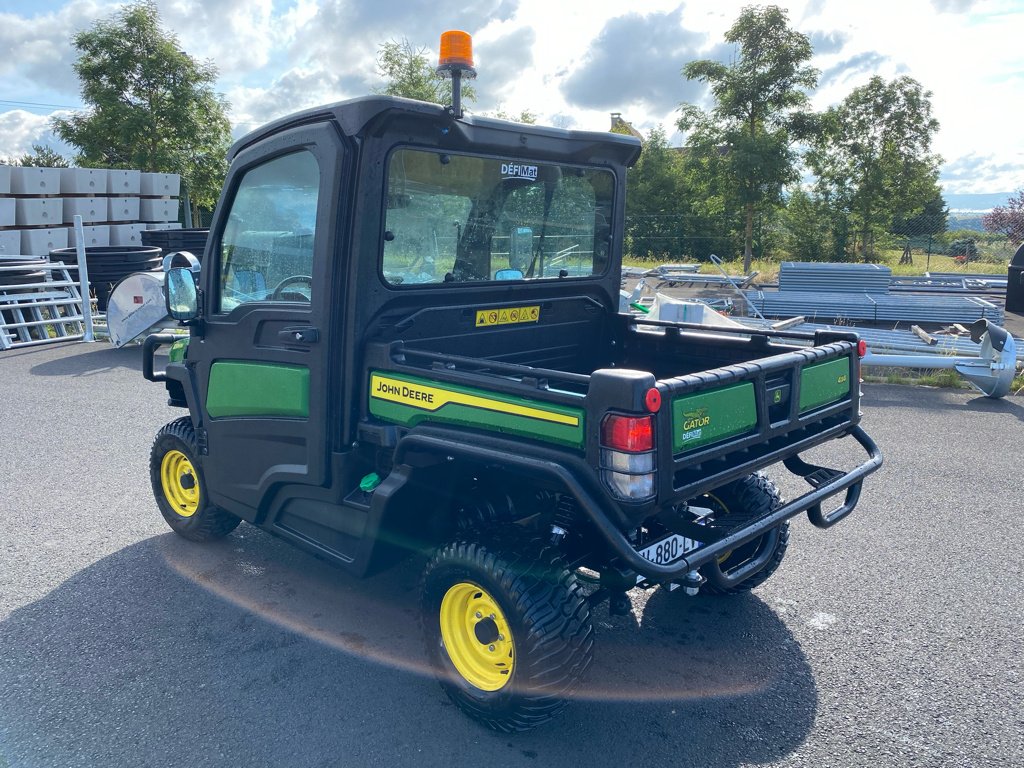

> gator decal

[
  {"left": 207, "top": 361, "right": 309, "bottom": 418},
  {"left": 369, "top": 371, "right": 584, "bottom": 448},
  {"left": 672, "top": 382, "right": 757, "bottom": 452},
  {"left": 800, "top": 358, "right": 851, "bottom": 412},
  {"left": 474, "top": 305, "right": 540, "bottom": 327}
]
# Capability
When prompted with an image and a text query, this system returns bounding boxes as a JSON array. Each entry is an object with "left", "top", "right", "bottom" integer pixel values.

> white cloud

[
  {"left": 0, "top": 0, "right": 108, "bottom": 97},
  {"left": 0, "top": 110, "right": 74, "bottom": 161},
  {"left": 0, "top": 0, "right": 1021, "bottom": 193}
]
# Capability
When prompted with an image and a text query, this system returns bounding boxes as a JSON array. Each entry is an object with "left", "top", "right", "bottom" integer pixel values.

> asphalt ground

[{"left": 1, "top": 341, "right": 1022, "bottom": 767}]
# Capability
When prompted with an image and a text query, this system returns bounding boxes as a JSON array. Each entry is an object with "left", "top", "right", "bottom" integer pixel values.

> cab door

[{"left": 189, "top": 122, "right": 346, "bottom": 517}]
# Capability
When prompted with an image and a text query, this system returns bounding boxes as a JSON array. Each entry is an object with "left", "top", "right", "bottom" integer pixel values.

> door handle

[{"left": 278, "top": 326, "right": 319, "bottom": 343}]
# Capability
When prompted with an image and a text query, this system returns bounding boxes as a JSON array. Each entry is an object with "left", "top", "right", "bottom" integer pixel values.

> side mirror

[
  {"left": 509, "top": 226, "right": 533, "bottom": 272},
  {"left": 165, "top": 267, "right": 199, "bottom": 321}
]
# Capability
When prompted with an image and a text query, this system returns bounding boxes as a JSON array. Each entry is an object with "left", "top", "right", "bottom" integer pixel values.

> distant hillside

[{"left": 944, "top": 192, "right": 1012, "bottom": 212}]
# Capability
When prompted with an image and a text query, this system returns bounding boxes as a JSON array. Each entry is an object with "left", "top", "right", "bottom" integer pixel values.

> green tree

[
  {"left": 891, "top": 193, "right": 948, "bottom": 239},
  {"left": 52, "top": 1, "right": 231, "bottom": 214},
  {"left": 805, "top": 75, "right": 941, "bottom": 261},
  {"left": 781, "top": 188, "right": 833, "bottom": 261},
  {"left": 17, "top": 144, "right": 70, "bottom": 167},
  {"left": 624, "top": 126, "right": 690, "bottom": 260},
  {"left": 678, "top": 5, "right": 818, "bottom": 272},
  {"left": 491, "top": 107, "right": 537, "bottom": 124},
  {"left": 375, "top": 39, "right": 476, "bottom": 106}
]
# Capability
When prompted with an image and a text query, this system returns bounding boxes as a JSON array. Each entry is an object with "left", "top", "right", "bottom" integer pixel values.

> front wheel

[
  {"left": 420, "top": 538, "right": 593, "bottom": 732},
  {"left": 150, "top": 417, "right": 240, "bottom": 542}
]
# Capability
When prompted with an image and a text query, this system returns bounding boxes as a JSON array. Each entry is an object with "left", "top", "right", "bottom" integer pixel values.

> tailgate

[{"left": 657, "top": 339, "right": 861, "bottom": 505}]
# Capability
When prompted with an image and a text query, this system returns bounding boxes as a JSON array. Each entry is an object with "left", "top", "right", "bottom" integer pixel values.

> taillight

[
  {"left": 600, "top": 413, "right": 656, "bottom": 501},
  {"left": 857, "top": 339, "right": 867, "bottom": 358},
  {"left": 601, "top": 414, "right": 653, "bottom": 452}
]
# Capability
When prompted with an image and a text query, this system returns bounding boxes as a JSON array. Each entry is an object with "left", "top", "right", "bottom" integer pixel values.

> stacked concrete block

[
  {"left": 60, "top": 168, "right": 108, "bottom": 194},
  {"left": 11, "top": 167, "right": 61, "bottom": 195},
  {"left": 0, "top": 230, "right": 19, "bottom": 254},
  {"left": 15, "top": 197, "right": 63, "bottom": 226},
  {"left": 0, "top": 198, "right": 14, "bottom": 228},
  {"left": 0, "top": 164, "right": 181, "bottom": 256},
  {"left": 109, "top": 223, "right": 147, "bottom": 246},
  {"left": 62, "top": 197, "right": 107, "bottom": 223},
  {"left": 107, "top": 197, "right": 141, "bottom": 221},
  {"left": 140, "top": 172, "right": 180, "bottom": 197},
  {"left": 21, "top": 228, "right": 69, "bottom": 254},
  {"left": 68, "top": 225, "right": 110, "bottom": 248}
]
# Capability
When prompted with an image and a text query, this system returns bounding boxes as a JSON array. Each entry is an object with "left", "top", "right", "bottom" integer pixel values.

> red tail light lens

[
  {"left": 601, "top": 414, "right": 653, "bottom": 452},
  {"left": 857, "top": 339, "right": 867, "bottom": 358}
]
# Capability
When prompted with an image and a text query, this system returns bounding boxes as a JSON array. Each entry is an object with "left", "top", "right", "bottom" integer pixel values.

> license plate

[{"left": 638, "top": 533, "right": 702, "bottom": 566}]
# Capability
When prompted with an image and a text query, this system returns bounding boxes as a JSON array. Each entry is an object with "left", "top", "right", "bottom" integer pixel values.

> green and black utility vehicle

[{"left": 143, "top": 37, "right": 881, "bottom": 732}]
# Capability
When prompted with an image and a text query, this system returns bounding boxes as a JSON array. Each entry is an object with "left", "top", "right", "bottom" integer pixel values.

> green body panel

[
  {"left": 368, "top": 371, "right": 585, "bottom": 449},
  {"left": 672, "top": 382, "right": 757, "bottom": 452},
  {"left": 799, "top": 358, "right": 851, "bottom": 412},
  {"left": 168, "top": 338, "right": 189, "bottom": 363},
  {"left": 206, "top": 361, "right": 310, "bottom": 418}
]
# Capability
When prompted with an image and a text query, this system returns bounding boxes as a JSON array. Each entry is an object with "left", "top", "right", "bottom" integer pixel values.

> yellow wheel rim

[
  {"left": 700, "top": 492, "right": 735, "bottom": 564},
  {"left": 439, "top": 582, "right": 515, "bottom": 691},
  {"left": 160, "top": 449, "right": 200, "bottom": 518}
]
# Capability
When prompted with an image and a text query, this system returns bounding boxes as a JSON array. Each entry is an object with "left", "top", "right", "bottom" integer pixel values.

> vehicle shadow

[
  {"left": 27, "top": 343, "right": 149, "bottom": 376},
  {"left": 0, "top": 530, "right": 817, "bottom": 767}
]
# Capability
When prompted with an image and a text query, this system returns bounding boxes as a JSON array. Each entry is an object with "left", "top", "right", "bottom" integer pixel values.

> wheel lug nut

[
  {"left": 489, "top": 614, "right": 495, "bottom": 620},
  {"left": 498, "top": 634, "right": 504, "bottom": 641},
  {"left": 488, "top": 644, "right": 495, "bottom": 651},
  {"left": 475, "top": 612, "right": 482, "bottom": 619}
]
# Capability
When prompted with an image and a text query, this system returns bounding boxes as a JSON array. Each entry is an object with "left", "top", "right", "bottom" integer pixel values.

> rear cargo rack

[
  {"left": 627, "top": 315, "right": 859, "bottom": 347},
  {"left": 393, "top": 343, "right": 592, "bottom": 392}
]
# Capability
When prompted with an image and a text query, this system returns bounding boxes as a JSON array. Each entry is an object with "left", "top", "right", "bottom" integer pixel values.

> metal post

[
  {"left": 182, "top": 187, "right": 193, "bottom": 228},
  {"left": 73, "top": 215, "right": 94, "bottom": 342},
  {"left": 709, "top": 253, "right": 765, "bottom": 321}
]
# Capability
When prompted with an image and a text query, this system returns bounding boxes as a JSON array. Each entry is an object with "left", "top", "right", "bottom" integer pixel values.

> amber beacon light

[{"left": 436, "top": 30, "right": 476, "bottom": 119}]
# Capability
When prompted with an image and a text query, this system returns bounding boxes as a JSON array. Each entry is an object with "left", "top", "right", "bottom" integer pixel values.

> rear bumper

[
  {"left": 394, "top": 424, "right": 882, "bottom": 583},
  {"left": 616, "top": 426, "right": 882, "bottom": 581}
]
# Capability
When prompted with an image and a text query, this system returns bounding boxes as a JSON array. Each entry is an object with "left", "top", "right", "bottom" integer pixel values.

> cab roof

[{"left": 229, "top": 95, "right": 642, "bottom": 168}]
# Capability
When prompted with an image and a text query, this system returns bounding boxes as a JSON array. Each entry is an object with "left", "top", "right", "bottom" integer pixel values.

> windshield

[{"left": 382, "top": 148, "right": 614, "bottom": 286}]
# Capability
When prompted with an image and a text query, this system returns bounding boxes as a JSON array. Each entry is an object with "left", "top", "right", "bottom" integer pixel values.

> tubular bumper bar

[
  {"left": 142, "top": 333, "right": 178, "bottom": 383},
  {"left": 396, "top": 425, "right": 882, "bottom": 583}
]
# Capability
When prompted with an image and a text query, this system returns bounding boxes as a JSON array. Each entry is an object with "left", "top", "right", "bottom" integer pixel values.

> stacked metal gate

[{"left": 0, "top": 259, "right": 90, "bottom": 350}]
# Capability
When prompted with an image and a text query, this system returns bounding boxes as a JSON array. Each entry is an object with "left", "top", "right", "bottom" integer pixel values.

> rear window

[{"left": 382, "top": 149, "right": 614, "bottom": 286}]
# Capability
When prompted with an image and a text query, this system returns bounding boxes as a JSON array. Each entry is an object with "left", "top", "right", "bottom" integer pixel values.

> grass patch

[
  {"left": 865, "top": 367, "right": 1024, "bottom": 396},
  {"left": 622, "top": 251, "right": 1009, "bottom": 284}
]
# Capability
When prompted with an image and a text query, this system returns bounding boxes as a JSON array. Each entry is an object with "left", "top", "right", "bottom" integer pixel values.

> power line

[{"left": 0, "top": 98, "right": 82, "bottom": 111}]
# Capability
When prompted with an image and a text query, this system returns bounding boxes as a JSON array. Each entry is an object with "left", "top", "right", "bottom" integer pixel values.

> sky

[{"left": 0, "top": 0, "right": 1021, "bottom": 197}]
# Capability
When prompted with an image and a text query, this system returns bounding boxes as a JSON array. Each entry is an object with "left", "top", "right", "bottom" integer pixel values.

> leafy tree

[
  {"left": 678, "top": 5, "right": 818, "bottom": 272},
  {"left": 52, "top": 1, "right": 231, "bottom": 214},
  {"left": 805, "top": 75, "right": 941, "bottom": 261},
  {"left": 891, "top": 193, "right": 948, "bottom": 239},
  {"left": 624, "top": 126, "right": 690, "bottom": 260},
  {"left": 781, "top": 188, "right": 834, "bottom": 261},
  {"left": 982, "top": 189, "right": 1024, "bottom": 245},
  {"left": 490, "top": 107, "right": 537, "bottom": 124},
  {"left": 17, "top": 145, "right": 70, "bottom": 167},
  {"left": 375, "top": 39, "right": 476, "bottom": 106}
]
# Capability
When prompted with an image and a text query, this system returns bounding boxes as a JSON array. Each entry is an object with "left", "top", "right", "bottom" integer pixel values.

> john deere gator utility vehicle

[{"left": 143, "top": 31, "right": 882, "bottom": 732}]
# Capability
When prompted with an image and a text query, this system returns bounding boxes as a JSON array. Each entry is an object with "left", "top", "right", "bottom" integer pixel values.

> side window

[{"left": 217, "top": 150, "right": 320, "bottom": 312}]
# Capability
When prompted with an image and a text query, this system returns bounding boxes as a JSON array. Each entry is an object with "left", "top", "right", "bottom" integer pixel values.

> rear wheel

[
  {"left": 696, "top": 473, "right": 789, "bottom": 595},
  {"left": 421, "top": 538, "right": 593, "bottom": 732},
  {"left": 150, "top": 417, "right": 240, "bottom": 541}
]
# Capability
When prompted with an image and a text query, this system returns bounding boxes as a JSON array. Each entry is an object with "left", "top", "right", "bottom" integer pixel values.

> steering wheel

[{"left": 270, "top": 275, "right": 313, "bottom": 302}]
